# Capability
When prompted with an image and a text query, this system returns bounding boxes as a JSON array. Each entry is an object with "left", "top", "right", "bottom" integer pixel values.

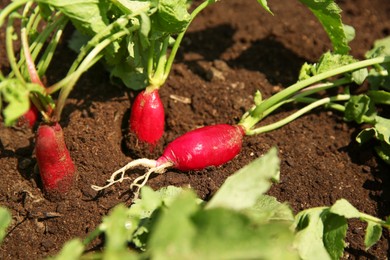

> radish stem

[
  {"left": 240, "top": 56, "right": 390, "bottom": 131},
  {"left": 247, "top": 94, "right": 351, "bottom": 135}
]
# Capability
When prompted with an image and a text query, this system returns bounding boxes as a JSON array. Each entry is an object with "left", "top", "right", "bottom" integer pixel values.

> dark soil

[{"left": 1, "top": 0, "right": 390, "bottom": 259}]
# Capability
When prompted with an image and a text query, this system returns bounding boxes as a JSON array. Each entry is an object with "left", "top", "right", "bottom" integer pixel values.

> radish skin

[
  {"left": 156, "top": 124, "right": 245, "bottom": 170},
  {"left": 17, "top": 104, "right": 39, "bottom": 128},
  {"left": 92, "top": 124, "right": 245, "bottom": 198},
  {"left": 129, "top": 89, "right": 165, "bottom": 147},
  {"left": 36, "top": 123, "right": 76, "bottom": 198}
]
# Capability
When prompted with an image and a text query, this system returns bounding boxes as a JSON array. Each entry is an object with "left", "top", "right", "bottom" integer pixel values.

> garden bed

[{"left": 0, "top": 0, "right": 389, "bottom": 259}]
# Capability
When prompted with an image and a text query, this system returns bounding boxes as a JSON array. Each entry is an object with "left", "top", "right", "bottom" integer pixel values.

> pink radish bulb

[
  {"left": 129, "top": 89, "right": 165, "bottom": 148},
  {"left": 18, "top": 105, "right": 39, "bottom": 128},
  {"left": 35, "top": 123, "right": 76, "bottom": 198},
  {"left": 156, "top": 124, "right": 245, "bottom": 171}
]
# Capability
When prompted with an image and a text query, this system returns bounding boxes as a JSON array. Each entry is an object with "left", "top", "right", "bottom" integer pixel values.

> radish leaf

[
  {"left": 38, "top": 0, "right": 109, "bottom": 37},
  {"left": 366, "top": 36, "right": 390, "bottom": 90},
  {"left": 153, "top": 0, "right": 191, "bottom": 34},
  {"left": 344, "top": 95, "right": 376, "bottom": 124},
  {"left": 322, "top": 212, "right": 348, "bottom": 260},
  {"left": 256, "top": 0, "right": 273, "bottom": 15},
  {"left": 147, "top": 190, "right": 199, "bottom": 259},
  {"left": 298, "top": 0, "right": 353, "bottom": 54},
  {"left": 365, "top": 221, "right": 383, "bottom": 250},
  {"left": 245, "top": 195, "right": 294, "bottom": 223},
  {"left": 294, "top": 208, "right": 333, "bottom": 259},
  {"left": 206, "top": 147, "right": 280, "bottom": 210},
  {"left": 0, "top": 207, "right": 11, "bottom": 244},
  {"left": 367, "top": 90, "right": 390, "bottom": 105},
  {"left": 52, "top": 239, "right": 84, "bottom": 260}
]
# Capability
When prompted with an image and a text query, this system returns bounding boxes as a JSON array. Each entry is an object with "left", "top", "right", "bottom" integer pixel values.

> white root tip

[{"left": 91, "top": 158, "right": 158, "bottom": 193}]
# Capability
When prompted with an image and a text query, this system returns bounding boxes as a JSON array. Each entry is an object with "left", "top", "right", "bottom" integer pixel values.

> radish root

[{"left": 91, "top": 158, "right": 172, "bottom": 199}]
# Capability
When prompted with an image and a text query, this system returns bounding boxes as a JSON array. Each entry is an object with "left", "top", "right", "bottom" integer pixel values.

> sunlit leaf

[{"left": 206, "top": 147, "right": 280, "bottom": 210}]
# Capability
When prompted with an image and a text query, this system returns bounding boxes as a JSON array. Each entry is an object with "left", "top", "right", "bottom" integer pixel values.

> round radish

[{"left": 129, "top": 89, "right": 165, "bottom": 151}]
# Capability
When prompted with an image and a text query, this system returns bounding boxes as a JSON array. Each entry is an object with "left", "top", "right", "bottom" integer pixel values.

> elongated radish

[
  {"left": 127, "top": 88, "right": 165, "bottom": 155},
  {"left": 92, "top": 124, "right": 245, "bottom": 197},
  {"left": 156, "top": 124, "right": 245, "bottom": 170},
  {"left": 36, "top": 123, "right": 76, "bottom": 199}
]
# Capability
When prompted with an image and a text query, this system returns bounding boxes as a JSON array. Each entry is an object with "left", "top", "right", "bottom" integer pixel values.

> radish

[
  {"left": 17, "top": 104, "right": 39, "bottom": 128},
  {"left": 156, "top": 124, "right": 245, "bottom": 171},
  {"left": 92, "top": 124, "right": 245, "bottom": 197},
  {"left": 35, "top": 123, "right": 76, "bottom": 199},
  {"left": 128, "top": 88, "right": 165, "bottom": 153}
]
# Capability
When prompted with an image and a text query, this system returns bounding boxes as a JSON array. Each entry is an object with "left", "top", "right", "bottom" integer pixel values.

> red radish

[
  {"left": 35, "top": 123, "right": 76, "bottom": 198},
  {"left": 129, "top": 88, "right": 165, "bottom": 149},
  {"left": 17, "top": 30, "right": 45, "bottom": 128},
  {"left": 17, "top": 104, "right": 39, "bottom": 128},
  {"left": 156, "top": 124, "right": 245, "bottom": 171},
  {"left": 92, "top": 124, "right": 246, "bottom": 197}
]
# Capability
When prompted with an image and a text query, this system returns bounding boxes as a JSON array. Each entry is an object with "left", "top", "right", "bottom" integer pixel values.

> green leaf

[
  {"left": 364, "top": 221, "right": 382, "bottom": 250},
  {"left": 367, "top": 90, "right": 390, "bottom": 105},
  {"left": 343, "top": 94, "right": 375, "bottom": 124},
  {"left": 38, "top": 0, "right": 109, "bottom": 37},
  {"left": 355, "top": 116, "right": 390, "bottom": 145},
  {"left": 374, "top": 142, "right": 390, "bottom": 165},
  {"left": 246, "top": 195, "right": 294, "bottom": 224},
  {"left": 329, "top": 199, "right": 361, "bottom": 219},
  {"left": 50, "top": 239, "right": 84, "bottom": 260},
  {"left": 351, "top": 68, "right": 368, "bottom": 85},
  {"left": 1, "top": 80, "right": 30, "bottom": 126},
  {"left": 298, "top": 52, "right": 358, "bottom": 80},
  {"left": 356, "top": 128, "right": 376, "bottom": 144},
  {"left": 322, "top": 213, "right": 348, "bottom": 259},
  {"left": 147, "top": 190, "right": 199, "bottom": 259},
  {"left": 189, "top": 208, "right": 298, "bottom": 260},
  {"left": 298, "top": 0, "right": 352, "bottom": 54},
  {"left": 153, "top": 0, "right": 191, "bottom": 34},
  {"left": 366, "top": 36, "right": 390, "bottom": 89},
  {"left": 366, "top": 36, "right": 390, "bottom": 58},
  {"left": 293, "top": 208, "right": 332, "bottom": 260},
  {"left": 355, "top": 116, "right": 390, "bottom": 164},
  {"left": 100, "top": 204, "right": 134, "bottom": 257},
  {"left": 127, "top": 186, "right": 192, "bottom": 249},
  {"left": 206, "top": 147, "right": 280, "bottom": 210},
  {"left": 0, "top": 207, "right": 11, "bottom": 244},
  {"left": 110, "top": 0, "right": 151, "bottom": 15},
  {"left": 373, "top": 116, "right": 390, "bottom": 144},
  {"left": 256, "top": 0, "right": 273, "bottom": 15}
]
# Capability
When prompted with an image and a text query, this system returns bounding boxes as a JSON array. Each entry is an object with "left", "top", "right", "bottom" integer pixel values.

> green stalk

[
  {"left": 247, "top": 94, "right": 351, "bottom": 135},
  {"left": 82, "top": 227, "right": 102, "bottom": 246},
  {"left": 5, "top": 15, "right": 25, "bottom": 83},
  {"left": 162, "top": 0, "right": 214, "bottom": 83},
  {"left": 359, "top": 213, "right": 390, "bottom": 229},
  {"left": 240, "top": 56, "right": 390, "bottom": 130},
  {"left": 12, "top": 13, "right": 66, "bottom": 79},
  {"left": 149, "top": 36, "right": 169, "bottom": 87},
  {"left": 21, "top": 27, "right": 44, "bottom": 86},
  {"left": 261, "top": 77, "right": 351, "bottom": 119},
  {"left": 66, "top": 16, "right": 131, "bottom": 75},
  {"left": 0, "top": 0, "right": 31, "bottom": 26},
  {"left": 147, "top": 38, "right": 156, "bottom": 80},
  {"left": 52, "top": 30, "right": 130, "bottom": 121},
  {"left": 36, "top": 19, "right": 68, "bottom": 75},
  {"left": 296, "top": 96, "right": 376, "bottom": 124}
]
